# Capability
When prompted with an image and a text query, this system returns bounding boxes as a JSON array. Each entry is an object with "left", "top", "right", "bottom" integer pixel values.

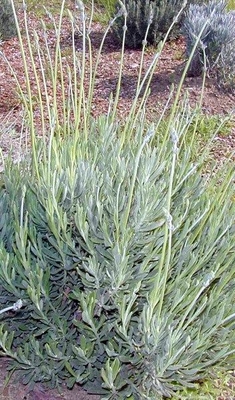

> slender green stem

[
  {"left": 110, "top": 2, "right": 127, "bottom": 123},
  {"left": 122, "top": 3, "right": 188, "bottom": 144},
  {"left": 161, "top": 17, "right": 214, "bottom": 160},
  {"left": 149, "top": 134, "right": 178, "bottom": 320},
  {"left": 86, "top": 9, "right": 124, "bottom": 120},
  {"left": 10, "top": 0, "right": 39, "bottom": 178},
  {"left": 73, "top": 1, "right": 87, "bottom": 138},
  {"left": 135, "top": 16, "right": 153, "bottom": 95}
]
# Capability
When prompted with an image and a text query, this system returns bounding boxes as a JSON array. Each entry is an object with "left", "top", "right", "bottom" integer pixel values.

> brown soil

[
  {"left": 0, "top": 358, "right": 99, "bottom": 400},
  {"left": 0, "top": 2, "right": 235, "bottom": 169},
  {"left": 0, "top": 2, "right": 235, "bottom": 399}
]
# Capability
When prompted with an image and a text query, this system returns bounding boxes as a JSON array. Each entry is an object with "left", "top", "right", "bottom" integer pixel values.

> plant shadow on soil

[{"left": 0, "top": 358, "right": 100, "bottom": 400}]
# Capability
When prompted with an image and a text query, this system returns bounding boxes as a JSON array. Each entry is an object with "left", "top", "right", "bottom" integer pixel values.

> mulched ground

[
  {"left": 0, "top": 1, "right": 235, "bottom": 169},
  {"left": 0, "top": 2, "right": 235, "bottom": 399}
]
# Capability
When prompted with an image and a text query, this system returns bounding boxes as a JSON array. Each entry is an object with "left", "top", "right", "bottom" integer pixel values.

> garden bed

[{"left": 0, "top": 2, "right": 235, "bottom": 399}]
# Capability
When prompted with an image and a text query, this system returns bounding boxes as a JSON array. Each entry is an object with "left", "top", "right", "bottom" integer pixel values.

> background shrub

[
  {"left": 111, "top": 0, "right": 207, "bottom": 49},
  {"left": 215, "top": 26, "right": 235, "bottom": 90},
  {"left": 0, "top": 0, "right": 17, "bottom": 40},
  {"left": 183, "top": 0, "right": 235, "bottom": 89}
]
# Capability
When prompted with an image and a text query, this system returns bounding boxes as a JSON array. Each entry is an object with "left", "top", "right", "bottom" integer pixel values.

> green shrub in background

[
  {"left": 215, "top": 35, "right": 235, "bottom": 90},
  {"left": 111, "top": 0, "right": 207, "bottom": 49},
  {"left": 0, "top": 0, "right": 17, "bottom": 40},
  {"left": 183, "top": 0, "right": 235, "bottom": 90},
  {"left": 112, "top": 0, "right": 183, "bottom": 49}
]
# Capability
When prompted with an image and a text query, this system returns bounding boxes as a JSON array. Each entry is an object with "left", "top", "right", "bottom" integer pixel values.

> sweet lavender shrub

[
  {"left": 0, "top": 122, "right": 235, "bottom": 398},
  {"left": 111, "top": 0, "right": 207, "bottom": 49},
  {"left": 216, "top": 11, "right": 235, "bottom": 89},
  {"left": 0, "top": 0, "right": 17, "bottom": 40},
  {"left": 0, "top": 0, "right": 235, "bottom": 399},
  {"left": 183, "top": 0, "right": 235, "bottom": 89}
]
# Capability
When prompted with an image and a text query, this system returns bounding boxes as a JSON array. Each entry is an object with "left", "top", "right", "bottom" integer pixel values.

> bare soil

[
  {"left": 0, "top": 358, "right": 99, "bottom": 400},
  {"left": 0, "top": 3, "right": 235, "bottom": 169},
  {"left": 0, "top": 2, "right": 235, "bottom": 399}
]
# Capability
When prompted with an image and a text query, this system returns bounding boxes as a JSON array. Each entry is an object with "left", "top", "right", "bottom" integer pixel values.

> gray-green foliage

[
  {"left": 183, "top": 0, "right": 235, "bottom": 89},
  {"left": 111, "top": 0, "right": 206, "bottom": 49},
  {"left": 112, "top": 0, "right": 183, "bottom": 48},
  {"left": 216, "top": 35, "right": 235, "bottom": 90},
  {"left": 0, "top": 0, "right": 17, "bottom": 40},
  {"left": 0, "top": 117, "right": 235, "bottom": 398}
]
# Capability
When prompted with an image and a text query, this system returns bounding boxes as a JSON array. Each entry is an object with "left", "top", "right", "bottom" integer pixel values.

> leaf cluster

[
  {"left": 0, "top": 119, "right": 235, "bottom": 398},
  {"left": 0, "top": 0, "right": 17, "bottom": 40},
  {"left": 111, "top": 0, "right": 207, "bottom": 49},
  {"left": 183, "top": 0, "right": 235, "bottom": 90}
]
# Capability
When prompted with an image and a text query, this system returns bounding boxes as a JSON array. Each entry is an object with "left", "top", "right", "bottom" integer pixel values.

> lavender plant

[
  {"left": 216, "top": 42, "right": 235, "bottom": 89},
  {"left": 0, "top": 1, "right": 235, "bottom": 399},
  {"left": 183, "top": 0, "right": 235, "bottom": 89},
  {"left": 111, "top": 0, "right": 186, "bottom": 49},
  {"left": 112, "top": 0, "right": 207, "bottom": 49},
  {"left": 0, "top": 0, "right": 17, "bottom": 39},
  {"left": 1, "top": 110, "right": 235, "bottom": 398}
]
